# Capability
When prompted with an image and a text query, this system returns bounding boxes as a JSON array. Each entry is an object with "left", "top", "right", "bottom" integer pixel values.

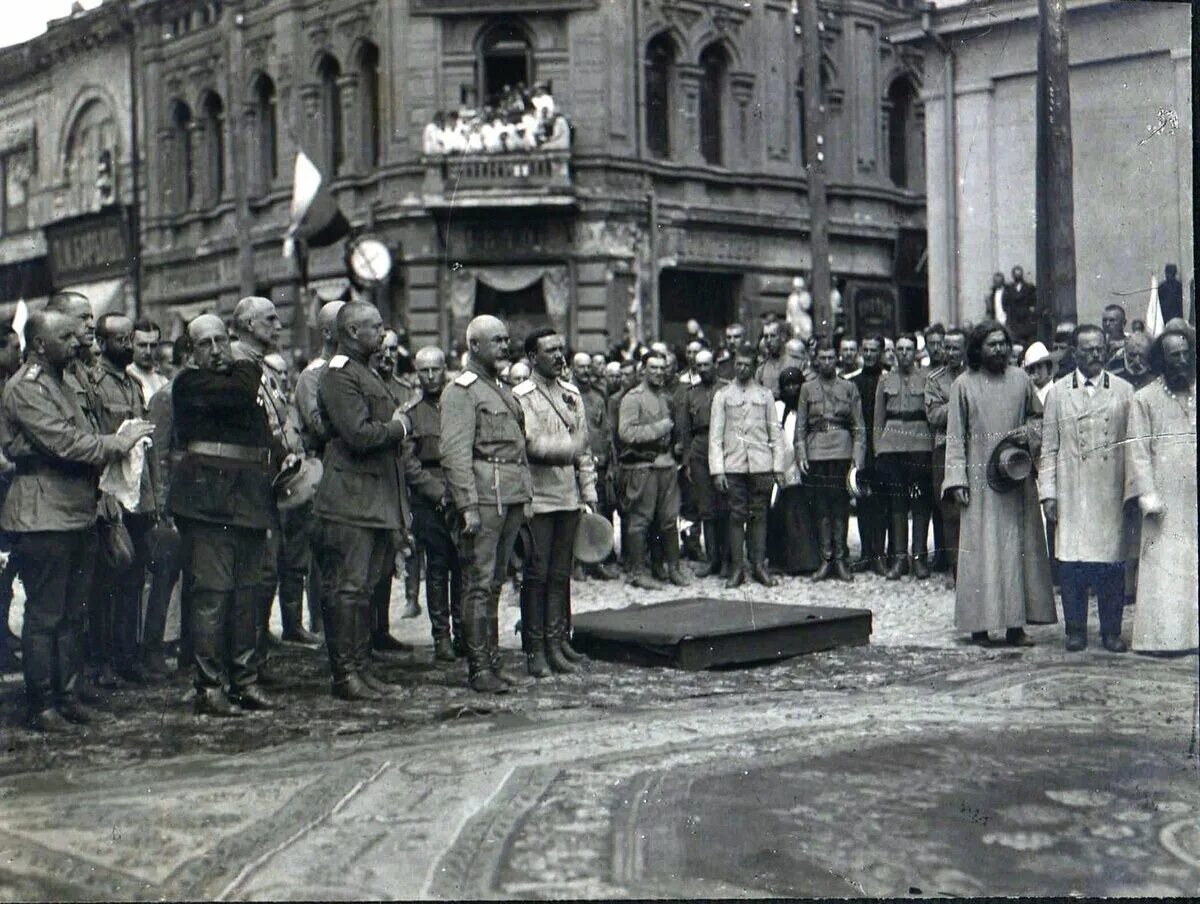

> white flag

[
  {"left": 12, "top": 299, "right": 28, "bottom": 353},
  {"left": 1145, "top": 272, "right": 1164, "bottom": 338}
]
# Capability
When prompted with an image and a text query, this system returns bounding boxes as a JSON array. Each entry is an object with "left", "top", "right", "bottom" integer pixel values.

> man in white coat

[{"left": 1039, "top": 324, "right": 1134, "bottom": 653}]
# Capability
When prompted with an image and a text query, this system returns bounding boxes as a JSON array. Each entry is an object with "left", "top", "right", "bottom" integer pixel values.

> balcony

[{"left": 422, "top": 151, "right": 574, "bottom": 209}]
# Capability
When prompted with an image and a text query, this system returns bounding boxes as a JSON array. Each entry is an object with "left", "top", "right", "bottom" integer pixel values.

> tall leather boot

[
  {"left": 464, "top": 594, "right": 505, "bottom": 694},
  {"left": 402, "top": 551, "right": 422, "bottom": 618},
  {"left": 748, "top": 515, "right": 776, "bottom": 587},
  {"left": 519, "top": 581, "right": 551, "bottom": 678},
  {"left": 449, "top": 568, "right": 465, "bottom": 658},
  {"left": 371, "top": 577, "right": 411, "bottom": 654},
  {"left": 682, "top": 524, "right": 704, "bottom": 562},
  {"left": 280, "top": 590, "right": 320, "bottom": 645},
  {"left": 725, "top": 521, "right": 747, "bottom": 588},
  {"left": 886, "top": 511, "right": 909, "bottom": 580},
  {"left": 544, "top": 578, "right": 579, "bottom": 674},
  {"left": 694, "top": 520, "right": 722, "bottom": 578},
  {"left": 832, "top": 512, "right": 854, "bottom": 582},
  {"left": 306, "top": 559, "right": 324, "bottom": 635},
  {"left": 426, "top": 569, "right": 456, "bottom": 662},
  {"left": 489, "top": 591, "right": 533, "bottom": 688},
  {"left": 812, "top": 514, "right": 834, "bottom": 582},
  {"left": 556, "top": 570, "right": 586, "bottom": 663},
  {"left": 911, "top": 502, "right": 932, "bottom": 579}
]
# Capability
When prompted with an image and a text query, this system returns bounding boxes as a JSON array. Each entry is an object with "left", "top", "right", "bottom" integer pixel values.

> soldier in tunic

[
  {"left": 755, "top": 321, "right": 788, "bottom": 401},
  {"left": 402, "top": 346, "right": 464, "bottom": 662},
  {"left": 313, "top": 303, "right": 413, "bottom": 701},
  {"left": 677, "top": 350, "right": 728, "bottom": 578},
  {"left": 873, "top": 333, "right": 934, "bottom": 580},
  {"left": 1123, "top": 329, "right": 1198, "bottom": 654},
  {"left": 513, "top": 329, "right": 597, "bottom": 678},
  {"left": 710, "top": 343, "right": 786, "bottom": 588},
  {"left": 924, "top": 328, "right": 967, "bottom": 588},
  {"left": 440, "top": 315, "right": 534, "bottom": 694},
  {"left": 942, "top": 320, "right": 1056, "bottom": 646},
  {"left": 1038, "top": 324, "right": 1134, "bottom": 653},
  {"left": 1, "top": 312, "right": 154, "bottom": 731},
  {"left": 795, "top": 341, "right": 865, "bottom": 582},
  {"left": 851, "top": 336, "right": 888, "bottom": 575}
]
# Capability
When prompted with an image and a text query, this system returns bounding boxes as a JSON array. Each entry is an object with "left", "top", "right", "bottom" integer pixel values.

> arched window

[
  {"left": 170, "top": 100, "right": 194, "bottom": 213},
  {"left": 698, "top": 43, "right": 728, "bottom": 166},
  {"left": 887, "top": 76, "right": 920, "bottom": 189},
  {"left": 252, "top": 74, "right": 278, "bottom": 192},
  {"left": 358, "top": 42, "right": 382, "bottom": 168},
  {"left": 317, "top": 54, "right": 344, "bottom": 177},
  {"left": 478, "top": 23, "right": 532, "bottom": 107},
  {"left": 63, "top": 98, "right": 119, "bottom": 215},
  {"left": 200, "top": 91, "right": 225, "bottom": 206},
  {"left": 644, "top": 33, "right": 675, "bottom": 159}
]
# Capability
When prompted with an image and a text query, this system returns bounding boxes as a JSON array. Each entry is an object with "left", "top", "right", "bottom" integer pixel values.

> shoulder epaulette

[
  {"left": 558, "top": 378, "right": 580, "bottom": 395},
  {"left": 23, "top": 364, "right": 41, "bottom": 381},
  {"left": 454, "top": 371, "right": 478, "bottom": 387},
  {"left": 328, "top": 355, "right": 349, "bottom": 369},
  {"left": 512, "top": 379, "right": 536, "bottom": 397},
  {"left": 304, "top": 357, "right": 327, "bottom": 372},
  {"left": 401, "top": 392, "right": 423, "bottom": 413}
]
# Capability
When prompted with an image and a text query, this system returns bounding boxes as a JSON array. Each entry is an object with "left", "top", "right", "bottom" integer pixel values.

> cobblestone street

[{"left": 1, "top": 554, "right": 1197, "bottom": 899}]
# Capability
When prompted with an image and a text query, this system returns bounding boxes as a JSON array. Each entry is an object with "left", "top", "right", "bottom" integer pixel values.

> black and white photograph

[{"left": 0, "top": 0, "right": 1195, "bottom": 898}]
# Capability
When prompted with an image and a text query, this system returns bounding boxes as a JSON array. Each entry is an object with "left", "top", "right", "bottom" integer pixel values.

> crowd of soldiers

[{"left": 0, "top": 289, "right": 1194, "bottom": 731}]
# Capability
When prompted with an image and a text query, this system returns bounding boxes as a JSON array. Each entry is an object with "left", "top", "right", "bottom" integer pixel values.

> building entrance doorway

[
  {"left": 659, "top": 269, "right": 741, "bottom": 347},
  {"left": 475, "top": 280, "right": 549, "bottom": 350}
]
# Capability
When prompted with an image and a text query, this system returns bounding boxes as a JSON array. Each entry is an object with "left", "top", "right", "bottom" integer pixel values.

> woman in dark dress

[{"left": 767, "top": 368, "right": 822, "bottom": 575}]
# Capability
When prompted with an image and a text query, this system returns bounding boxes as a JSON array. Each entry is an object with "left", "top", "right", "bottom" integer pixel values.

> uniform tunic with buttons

[
  {"left": 708, "top": 380, "right": 786, "bottom": 476},
  {"left": 439, "top": 361, "right": 532, "bottom": 514},
  {"left": 93, "top": 357, "right": 158, "bottom": 514},
  {"left": 314, "top": 354, "right": 411, "bottom": 532},
  {"left": 231, "top": 340, "right": 303, "bottom": 456},
  {"left": 0, "top": 361, "right": 126, "bottom": 533},
  {"left": 513, "top": 373, "right": 597, "bottom": 514},
  {"left": 617, "top": 383, "right": 676, "bottom": 469},
  {"left": 403, "top": 391, "right": 449, "bottom": 509},
  {"left": 580, "top": 385, "right": 611, "bottom": 469},
  {"left": 873, "top": 369, "right": 933, "bottom": 454},
  {"left": 1038, "top": 370, "right": 1133, "bottom": 563},
  {"left": 794, "top": 377, "right": 866, "bottom": 467},
  {"left": 923, "top": 365, "right": 961, "bottom": 449}
]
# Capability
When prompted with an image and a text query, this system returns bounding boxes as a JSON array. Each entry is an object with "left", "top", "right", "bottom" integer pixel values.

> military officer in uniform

[
  {"left": 874, "top": 333, "right": 935, "bottom": 580},
  {"left": 796, "top": 340, "right": 866, "bottom": 582},
  {"left": 1, "top": 311, "right": 154, "bottom": 731},
  {"left": 924, "top": 328, "right": 967, "bottom": 588},
  {"left": 402, "top": 345, "right": 464, "bottom": 662},
  {"left": 513, "top": 329, "right": 598, "bottom": 678},
  {"left": 676, "top": 350, "right": 728, "bottom": 577},
  {"left": 573, "top": 352, "right": 619, "bottom": 580},
  {"left": 440, "top": 314, "right": 533, "bottom": 694},
  {"left": 710, "top": 343, "right": 786, "bottom": 588},
  {"left": 90, "top": 313, "right": 161, "bottom": 685},
  {"left": 313, "top": 303, "right": 413, "bottom": 702},
  {"left": 288, "top": 299, "right": 347, "bottom": 637},
  {"left": 169, "top": 314, "right": 283, "bottom": 716},
  {"left": 618, "top": 350, "right": 692, "bottom": 590},
  {"left": 230, "top": 296, "right": 309, "bottom": 672}
]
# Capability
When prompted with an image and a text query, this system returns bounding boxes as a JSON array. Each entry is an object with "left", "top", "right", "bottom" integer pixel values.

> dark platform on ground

[{"left": 572, "top": 598, "right": 872, "bottom": 670}]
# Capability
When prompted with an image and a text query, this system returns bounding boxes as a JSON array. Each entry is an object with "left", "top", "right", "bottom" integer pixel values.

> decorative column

[
  {"left": 241, "top": 107, "right": 262, "bottom": 197},
  {"left": 157, "top": 127, "right": 178, "bottom": 215},
  {"left": 299, "top": 84, "right": 321, "bottom": 163},
  {"left": 187, "top": 120, "right": 206, "bottom": 213},
  {"left": 730, "top": 72, "right": 756, "bottom": 162},
  {"left": 674, "top": 63, "right": 705, "bottom": 166},
  {"left": 337, "top": 74, "right": 361, "bottom": 175}
]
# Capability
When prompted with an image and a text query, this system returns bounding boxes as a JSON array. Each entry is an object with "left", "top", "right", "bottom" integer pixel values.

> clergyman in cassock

[
  {"left": 1122, "top": 329, "right": 1198, "bottom": 654},
  {"left": 1038, "top": 325, "right": 1134, "bottom": 653},
  {"left": 942, "top": 320, "right": 1056, "bottom": 646}
]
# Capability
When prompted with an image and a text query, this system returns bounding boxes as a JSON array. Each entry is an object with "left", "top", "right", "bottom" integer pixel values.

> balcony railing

[{"left": 423, "top": 151, "right": 573, "bottom": 207}]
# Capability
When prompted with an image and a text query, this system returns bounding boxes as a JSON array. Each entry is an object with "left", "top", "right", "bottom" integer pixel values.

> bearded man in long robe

[
  {"left": 1123, "top": 328, "right": 1198, "bottom": 654},
  {"left": 942, "top": 321, "right": 1056, "bottom": 646}
]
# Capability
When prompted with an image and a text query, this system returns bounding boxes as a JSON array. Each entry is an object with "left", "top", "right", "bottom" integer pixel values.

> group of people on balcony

[{"left": 422, "top": 83, "right": 571, "bottom": 156}]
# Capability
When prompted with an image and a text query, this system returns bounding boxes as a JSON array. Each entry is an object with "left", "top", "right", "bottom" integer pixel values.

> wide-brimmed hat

[
  {"left": 1023, "top": 341, "right": 1053, "bottom": 370},
  {"left": 274, "top": 458, "right": 324, "bottom": 511},
  {"left": 987, "top": 435, "right": 1033, "bottom": 494},
  {"left": 573, "top": 510, "right": 615, "bottom": 564}
]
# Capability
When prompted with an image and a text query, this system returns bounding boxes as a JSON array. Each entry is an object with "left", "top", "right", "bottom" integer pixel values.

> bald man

[
  {"left": 401, "top": 345, "right": 464, "bottom": 661},
  {"left": 312, "top": 303, "right": 413, "bottom": 701},
  {"left": 1, "top": 311, "right": 153, "bottom": 732},
  {"left": 440, "top": 315, "right": 533, "bottom": 693},
  {"left": 168, "top": 315, "right": 284, "bottom": 716}
]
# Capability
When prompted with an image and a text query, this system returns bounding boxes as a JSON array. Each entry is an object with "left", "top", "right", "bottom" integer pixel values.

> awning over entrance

[{"left": 449, "top": 263, "right": 570, "bottom": 333}]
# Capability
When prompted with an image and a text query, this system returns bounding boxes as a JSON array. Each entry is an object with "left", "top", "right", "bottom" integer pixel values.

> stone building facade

[
  {"left": 129, "top": 0, "right": 927, "bottom": 351},
  {"left": 1, "top": 0, "right": 927, "bottom": 351},
  {"left": 0, "top": 2, "right": 139, "bottom": 323},
  {"left": 895, "top": 0, "right": 1192, "bottom": 329}
]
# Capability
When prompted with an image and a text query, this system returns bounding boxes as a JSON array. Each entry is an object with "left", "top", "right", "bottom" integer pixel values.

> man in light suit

[{"left": 1038, "top": 324, "right": 1134, "bottom": 653}]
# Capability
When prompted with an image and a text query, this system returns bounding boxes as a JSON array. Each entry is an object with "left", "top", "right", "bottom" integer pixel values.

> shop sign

[{"left": 44, "top": 207, "right": 132, "bottom": 287}]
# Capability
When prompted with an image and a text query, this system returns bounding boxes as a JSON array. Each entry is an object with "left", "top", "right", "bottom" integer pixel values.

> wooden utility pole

[
  {"left": 1035, "top": 0, "right": 1077, "bottom": 339},
  {"left": 800, "top": 0, "right": 831, "bottom": 332}
]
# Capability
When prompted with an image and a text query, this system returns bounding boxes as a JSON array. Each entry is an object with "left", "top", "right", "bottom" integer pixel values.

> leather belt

[
  {"left": 187, "top": 441, "right": 270, "bottom": 464},
  {"left": 14, "top": 458, "right": 92, "bottom": 477},
  {"left": 473, "top": 455, "right": 525, "bottom": 465},
  {"left": 887, "top": 412, "right": 927, "bottom": 423}
]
